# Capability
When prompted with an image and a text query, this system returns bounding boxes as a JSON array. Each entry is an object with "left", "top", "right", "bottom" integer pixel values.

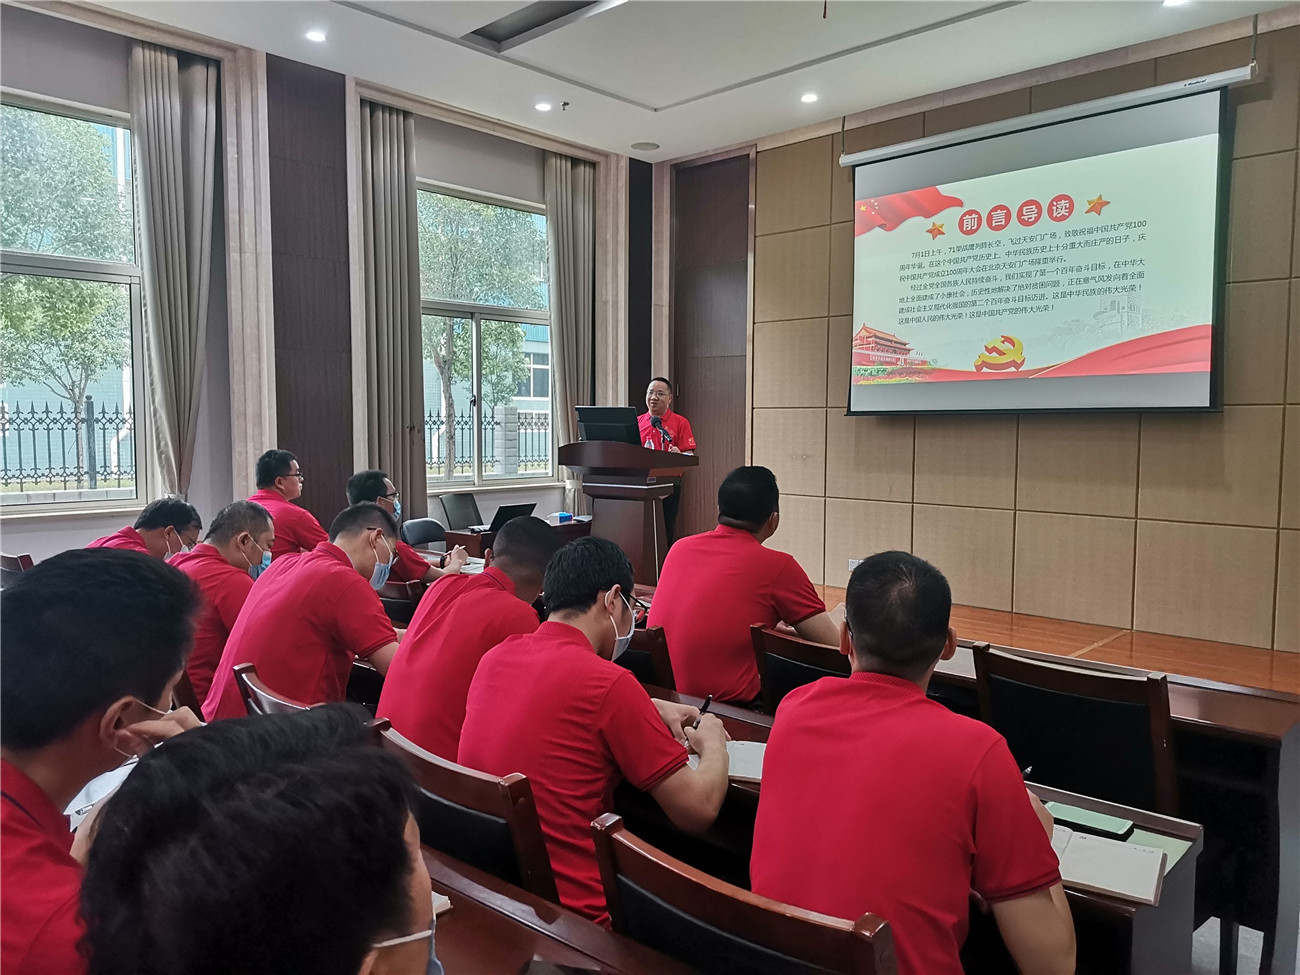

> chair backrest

[
  {"left": 617, "top": 626, "right": 677, "bottom": 690},
  {"left": 233, "top": 662, "right": 313, "bottom": 716},
  {"left": 378, "top": 579, "right": 425, "bottom": 626},
  {"left": 594, "top": 815, "right": 896, "bottom": 975},
  {"left": 440, "top": 492, "right": 482, "bottom": 530},
  {"left": 972, "top": 643, "right": 1178, "bottom": 814},
  {"left": 378, "top": 727, "right": 558, "bottom": 902},
  {"left": 171, "top": 669, "right": 202, "bottom": 714},
  {"left": 751, "top": 625, "right": 849, "bottom": 713},
  {"left": 0, "top": 551, "right": 34, "bottom": 588},
  {"left": 400, "top": 517, "right": 446, "bottom": 548}
]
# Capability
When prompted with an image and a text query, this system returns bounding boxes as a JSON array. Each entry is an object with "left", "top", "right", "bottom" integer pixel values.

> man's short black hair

[
  {"left": 648, "top": 376, "right": 671, "bottom": 389},
  {"left": 206, "top": 501, "right": 272, "bottom": 545},
  {"left": 844, "top": 551, "right": 952, "bottom": 680},
  {"left": 717, "top": 466, "right": 779, "bottom": 529},
  {"left": 135, "top": 497, "right": 202, "bottom": 533},
  {"left": 255, "top": 449, "right": 297, "bottom": 489},
  {"left": 328, "top": 501, "right": 398, "bottom": 542},
  {"left": 0, "top": 550, "right": 200, "bottom": 750},
  {"left": 346, "top": 469, "right": 389, "bottom": 506},
  {"left": 492, "top": 516, "right": 561, "bottom": 578},
  {"left": 542, "top": 537, "right": 634, "bottom": 615},
  {"left": 81, "top": 704, "right": 417, "bottom": 975}
]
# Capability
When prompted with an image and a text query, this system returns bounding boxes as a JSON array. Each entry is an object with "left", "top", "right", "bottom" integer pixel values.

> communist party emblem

[{"left": 974, "top": 335, "right": 1026, "bottom": 372}]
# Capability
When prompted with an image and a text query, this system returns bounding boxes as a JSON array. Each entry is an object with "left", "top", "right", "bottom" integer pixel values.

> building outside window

[
  {"left": 0, "top": 100, "right": 145, "bottom": 508},
  {"left": 417, "top": 186, "right": 553, "bottom": 484}
]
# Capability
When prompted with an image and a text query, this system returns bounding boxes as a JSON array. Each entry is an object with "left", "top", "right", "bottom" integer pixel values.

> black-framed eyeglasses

[
  {"left": 381, "top": 490, "right": 400, "bottom": 499},
  {"left": 286, "top": 469, "right": 305, "bottom": 479}
]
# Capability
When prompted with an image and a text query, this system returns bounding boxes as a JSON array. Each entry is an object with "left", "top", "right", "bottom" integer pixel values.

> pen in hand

[{"left": 693, "top": 694, "right": 713, "bottom": 730}]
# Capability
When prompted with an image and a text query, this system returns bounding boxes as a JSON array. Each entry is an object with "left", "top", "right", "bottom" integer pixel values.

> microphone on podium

[{"left": 650, "top": 414, "right": 673, "bottom": 444}]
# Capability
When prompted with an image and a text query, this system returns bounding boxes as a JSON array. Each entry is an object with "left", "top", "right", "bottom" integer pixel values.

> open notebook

[
  {"left": 686, "top": 740, "right": 766, "bottom": 784},
  {"left": 1052, "top": 825, "right": 1167, "bottom": 906}
]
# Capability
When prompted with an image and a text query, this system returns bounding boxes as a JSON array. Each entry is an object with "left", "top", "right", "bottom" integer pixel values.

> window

[
  {"left": 1, "top": 102, "right": 144, "bottom": 508},
  {"left": 418, "top": 187, "right": 552, "bottom": 484}
]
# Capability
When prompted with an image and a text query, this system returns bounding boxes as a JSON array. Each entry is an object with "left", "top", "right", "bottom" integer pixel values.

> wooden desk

[
  {"left": 424, "top": 846, "right": 695, "bottom": 974},
  {"left": 930, "top": 644, "right": 1299, "bottom": 975},
  {"left": 633, "top": 685, "right": 1204, "bottom": 975},
  {"left": 446, "top": 520, "right": 591, "bottom": 559}
]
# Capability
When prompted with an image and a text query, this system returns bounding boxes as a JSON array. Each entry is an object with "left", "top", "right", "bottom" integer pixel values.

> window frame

[
  {"left": 0, "top": 93, "right": 150, "bottom": 515},
  {"left": 416, "top": 180, "right": 556, "bottom": 489}
]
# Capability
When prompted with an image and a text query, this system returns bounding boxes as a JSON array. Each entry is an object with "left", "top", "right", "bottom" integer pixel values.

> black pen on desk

[
  {"left": 1021, "top": 765, "right": 1033, "bottom": 780},
  {"left": 693, "top": 695, "right": 713, "bottom": 730}
]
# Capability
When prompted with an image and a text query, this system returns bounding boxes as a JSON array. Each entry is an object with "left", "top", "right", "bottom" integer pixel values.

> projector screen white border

[{"left": 840, "top": 88, "right": 1231, "bottom": 417}]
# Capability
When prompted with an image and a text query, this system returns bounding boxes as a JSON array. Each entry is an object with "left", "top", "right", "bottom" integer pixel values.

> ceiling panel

[
  {"left": 506, "top": 0, "right": 989, "bottom": 106},
  {"left": 351, "top": 1, "right": 533, "bottom": 39}
]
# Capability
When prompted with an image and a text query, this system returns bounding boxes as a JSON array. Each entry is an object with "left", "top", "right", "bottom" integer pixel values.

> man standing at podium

[{"left": 638, "top": 377, "right": 696, "bottom": 543}]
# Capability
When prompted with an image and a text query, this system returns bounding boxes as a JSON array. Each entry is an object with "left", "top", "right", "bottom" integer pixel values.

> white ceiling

[{"left": 100, "top": 0, "right": 1291, "bottom": 162}]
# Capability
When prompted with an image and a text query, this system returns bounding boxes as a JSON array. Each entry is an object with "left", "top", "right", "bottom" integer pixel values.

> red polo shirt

[
  {"left": 648, "top": 525, "right": 825, "bottom": 702},
  {"left": 247, "top": 488, "right": 327, "bottom": 560},
  {"left": 85, "top": 525, "right": 149, "bottom": 554},
  {"left": 377, "top": 566, "right": 539, "bottom": 759},
  {"left": 637, "top": 410, "right": 696, "bottom": 452},
  {"left": 202, "top": 542, "right": 397, "bottom": 720},
  {"left": 750, "top": 673, "right": 1061, "bottom": 975},
  {"left": 458, "top": 621, "right": 689, "bottom": 924},
  {"left": 389, "top": 539, "right": 434, "bottom": 585},
  {"left": 170, "top": 543, "right": 255, "bottom": 705},
  {"left": 1, "top": 761, "right": 86, "bottom": 975}
]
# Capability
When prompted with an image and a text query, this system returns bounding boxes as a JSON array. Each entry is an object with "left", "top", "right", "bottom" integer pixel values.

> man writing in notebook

[
  {"left": 649, "top": 465, "right": 839, "bottom": 705},
  {"left": 750, "top": 551, "right": 1075, "bottom": 975},
  {"left": 377, "top": 515, "right": 560, "bottom": 760},
  {"left": 457, "top": 537, "right": 730, "bottom": 926}
]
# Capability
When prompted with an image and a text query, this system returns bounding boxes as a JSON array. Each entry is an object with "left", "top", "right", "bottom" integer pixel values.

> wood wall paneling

[
  {"left": 266, "top": 55, "right": 353, "bottom": 529},
  {"left": 627, "top": 158, "right": 654, "bottom": 404}
]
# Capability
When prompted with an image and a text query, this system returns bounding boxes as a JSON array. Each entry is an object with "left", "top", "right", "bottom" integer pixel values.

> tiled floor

[{"left": 816, "top": 586, "right": 1300, "bottom": 694}]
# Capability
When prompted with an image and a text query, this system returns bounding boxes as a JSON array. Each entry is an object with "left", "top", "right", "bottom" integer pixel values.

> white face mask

[{"left": 609, "top": 593, "right": 634, "bottom": 661}]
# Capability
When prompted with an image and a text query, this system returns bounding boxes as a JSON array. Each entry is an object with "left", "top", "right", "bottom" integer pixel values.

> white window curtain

[
  {"left": 544, "top": 151, "right": 595, "bottom": 513},
  {"left": 359, "top": 101, "right": 426, "bottom": 518},
  {"left": 129, "top": 41, "right": 219, "bottom": 497}
]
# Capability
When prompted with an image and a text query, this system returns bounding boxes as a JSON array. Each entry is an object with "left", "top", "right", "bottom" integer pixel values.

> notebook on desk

[
  {"left": 687, "top": 740, "right": 766, "bottom": 784},
  {"left": 1052, "top": 825, "right": 1167, "bottom": 906}
]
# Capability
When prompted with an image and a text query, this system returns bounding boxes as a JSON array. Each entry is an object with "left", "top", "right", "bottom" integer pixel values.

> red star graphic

[
  {"left": 926, "top": 222, "right": 945, "bottom": 240},
  {"left": 1086, "top": 194, "right": 1110, "bottom": 216}
]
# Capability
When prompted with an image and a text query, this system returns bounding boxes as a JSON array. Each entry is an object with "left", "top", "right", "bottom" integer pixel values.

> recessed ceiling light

[
  {"left": 631, "top": 141, "right": 660, "bottom": 151},
  {"left": 1161, "top": 0, "right": 1187, "bottom": 6},
  {"left": 535, "top": 102, "right": 553, "bottom": 112},
  {"left": 305, "top": 29, "right": 326, "bottom": 42},
  {"left": 801, "top": 92, "right": 819, "bottom": 104}
]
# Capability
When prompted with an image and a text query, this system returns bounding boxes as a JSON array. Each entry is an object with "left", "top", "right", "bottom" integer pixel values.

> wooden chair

[
  {"left": 233, "top": 662, "right": 313, "bottom": 716},
  {"left": 400, "top": 517, "right": 447, "bottom": 553},
  {"left": 171, "top": 669, "right": 202, "bottom": 714},
  {"left": 378, "top": 579, "right": 425, "bottom": 626},
  {"left": 972, "top": 642, "right": 1178, "bottom": 814},
  {"left": 378, "top": 726, "right": 559, "bottom": 903},
  {"left": 593, "top": 814, "right": 896, "bottom": 975},
  {"left": 617, "top": 625, "right": 677, "bottom": 690},
  {"left": 750, "top": 625, "right": 849, "bottom": 713},
  {"left": 0, "top": 551, "right": 34, "bottom": 588}
]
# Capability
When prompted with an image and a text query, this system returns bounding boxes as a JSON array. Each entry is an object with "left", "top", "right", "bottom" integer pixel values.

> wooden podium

[{"left": 558, "top": 441, "right": 697, "bottom": 584}]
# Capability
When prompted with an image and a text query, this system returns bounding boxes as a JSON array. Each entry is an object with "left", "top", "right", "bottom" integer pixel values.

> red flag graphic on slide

[{"left": 855, "top": 187, "right": 964, "bottom": 234}]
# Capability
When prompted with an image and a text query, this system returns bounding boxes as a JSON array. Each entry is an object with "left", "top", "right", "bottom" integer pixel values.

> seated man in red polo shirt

[
  {"left": 648, "top": 465, "right": 839, "bottom": 705},
  {"left": 345, "top": 469, "right": 468, "bottom": 584},
  {"left": 203, "top": 503, "right": 403, "bottom": 721},
  {"left": 169, "top": 500, "right": 275, "bottom": 706},
  {"left": 750, "top": 552, "right": 1075, "bottom": 975},
  {"left": 247, "top": 448, "right": 328, "bottom": 560},
  {"left": 458, "top": 537, "right": 730, "bottom": 926},
  {"left": 87, "top": 497, "right": 202, "bottom": 559},
  {"left": 1, "top": 549, "right": 200, "bottom": 975},
  {"left": 378, "top": 515, "right": 560, "bottom": 759}
]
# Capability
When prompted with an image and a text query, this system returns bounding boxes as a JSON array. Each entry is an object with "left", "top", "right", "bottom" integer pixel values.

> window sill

[
  {"left": 426, "top": 480, "right": 566, "bottom": 499},
  {"left": 0, "top": 503, "right": 144, "bottom": 524}
]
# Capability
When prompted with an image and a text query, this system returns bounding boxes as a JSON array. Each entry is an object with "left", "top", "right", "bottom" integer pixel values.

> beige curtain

[
  {"left": 130, "top": 42, "right": 219, "bottom": 497},
  {"left": 359, "top": 102, "right": 426, "bottom": 518},
  {"left": 545, "top": 151, "right": 595, "bottom": 514}
]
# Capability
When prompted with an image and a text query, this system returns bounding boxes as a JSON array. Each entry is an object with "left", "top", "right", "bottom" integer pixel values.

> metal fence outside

[
  {"left": 1, "top": 396, "right": 137, "bottom": 494},
  {"left": 425, "top": 407, "right": 551, "bottom": 479}
]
